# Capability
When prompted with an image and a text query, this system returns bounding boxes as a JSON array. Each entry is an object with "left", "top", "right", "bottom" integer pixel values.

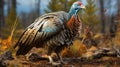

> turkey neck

[{"left": 67, "top": 8, "right": 80, "bottom": 32}]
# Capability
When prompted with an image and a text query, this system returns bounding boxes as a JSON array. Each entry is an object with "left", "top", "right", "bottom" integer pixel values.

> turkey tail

[
  {"left": 13, "top": 30, "right": 27, "bottom": 49},
  {"left": 14, "top": 28, "right": 38, "bottom": 56},
  {"left": 16, "top": 45, "right": 33, "bottom": 55}
]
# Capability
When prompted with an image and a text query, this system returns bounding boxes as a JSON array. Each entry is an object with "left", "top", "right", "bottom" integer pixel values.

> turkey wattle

[{"left": 14, "top": 1, "right": 85, "bottom": 65}]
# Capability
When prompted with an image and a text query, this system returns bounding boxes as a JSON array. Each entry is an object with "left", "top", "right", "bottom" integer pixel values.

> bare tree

[
  {"left": 36, "top": 0, "right": 41, "bottom": 17},
  {"left": 64, "top": 0, "right": 68, "bottom": 11},
  {"left": 0, "top": 0, "right": 5, "bottom": 31},
  {"left": 7, "top": 0, "right": 12, "bottom": 13},
  {"left": 99, "top": 0, "right": 105, "bottom": 33},
  {"left": 117, "top": 0, "right": 120, "bottom": 14},
  {"left": 12, "top": 0, "right": 16, "bottom": 11},
  {"left": 109, "top": 0, "right": 120, "bottom": 38}
]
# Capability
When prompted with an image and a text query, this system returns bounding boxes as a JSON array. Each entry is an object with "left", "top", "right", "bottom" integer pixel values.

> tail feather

[
  {"left": 21, "top": 29, "right": 32, "bottom": 44},
  {"left": 16, "top": 45, "right": 33, "bottom": 55},
  {"left": 16, "top": 34, "right": 34, "bottom": 55},
  {"left": 15, "top": 29, "right": 38, "bottom": 56},
  {"left": 13, "top": 30, "right": 27, "bottom": 49}
]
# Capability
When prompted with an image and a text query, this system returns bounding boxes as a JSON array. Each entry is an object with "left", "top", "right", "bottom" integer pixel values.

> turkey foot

[{"left": 48, "top": 56, "right": 61, "bottom": 65}]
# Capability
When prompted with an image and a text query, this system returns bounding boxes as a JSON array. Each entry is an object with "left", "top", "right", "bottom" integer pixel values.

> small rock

[
  {"left": 28, "top": 53, "right": 49, "bottom": 62},
  {"left": 0, "top": 51, "right": 14, "bottom": 60},
  {"left": 0, "top": 51, "right": 14, "bottom": 67},
  {"left": 28, "top": 53, "right": 42, "bottom": 62},
  {"left": 0, "top": 60, "right": 8, "bottom": 67}
]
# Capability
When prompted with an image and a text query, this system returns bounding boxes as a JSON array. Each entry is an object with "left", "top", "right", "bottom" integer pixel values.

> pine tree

[
  {"left": 45, "top": 0, "right": 76, "bottom": 13},
  {"left": 81, "top": 0, "right": 99, "bottom": 32},
  {"left": 45, "top": 0, "right": 59, "bottom": 13}
]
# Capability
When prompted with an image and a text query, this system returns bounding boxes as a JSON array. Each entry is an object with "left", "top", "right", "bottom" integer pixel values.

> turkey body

[
  {"left": 15, "top": 11, "right": 81, "bottom": 56},
  {"left": 14, "top": 1, "right": 85, "bottom": 65}
]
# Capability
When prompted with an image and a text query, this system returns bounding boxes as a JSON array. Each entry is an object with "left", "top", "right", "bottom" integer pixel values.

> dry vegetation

[
  {"left": 1, "top": 0, "right": 120, "bottom": 67},
  {"left": 0, "top": 24, "right": 120, "bottom": 67}
]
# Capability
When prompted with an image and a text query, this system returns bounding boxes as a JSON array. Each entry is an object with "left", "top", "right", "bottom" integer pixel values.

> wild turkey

[{"left": 14, "top": 1, "right": 85, "bottom": 65}]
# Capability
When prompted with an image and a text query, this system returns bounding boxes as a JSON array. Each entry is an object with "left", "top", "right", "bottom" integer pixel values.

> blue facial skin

[{"left": 68, "top": 3, "right": 81, "bottom": 19}]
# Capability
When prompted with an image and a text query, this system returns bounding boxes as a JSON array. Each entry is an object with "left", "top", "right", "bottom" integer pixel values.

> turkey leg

[
  {"left": 56, "top": 53, "right": 67, "bottom": 64},
  {"left": 47, "top": 50, "right": 60, "bottom": 65}
]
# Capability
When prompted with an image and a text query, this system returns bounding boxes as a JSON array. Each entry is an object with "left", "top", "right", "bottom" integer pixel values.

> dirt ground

[{"left": 6, "top": 55, "right": 120, "bottom": 67}]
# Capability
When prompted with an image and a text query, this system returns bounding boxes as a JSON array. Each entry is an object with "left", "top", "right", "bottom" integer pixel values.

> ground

[
  {"left": 0, "top": 50, "right": 120, "bottom": 67},
  {"left": 0, "top": 29, "right": 120, "bottom": 67},
  {"left": 7, "top": 56, "right": 120, "bottom": 67}
]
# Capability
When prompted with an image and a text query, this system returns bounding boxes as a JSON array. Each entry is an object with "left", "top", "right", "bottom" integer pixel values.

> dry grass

[
  {"left": 0, "top": 36, "right": 12, "bottom": 51},
  {"left": 62, "top": 40, "right": 87, "bottom": 57}
]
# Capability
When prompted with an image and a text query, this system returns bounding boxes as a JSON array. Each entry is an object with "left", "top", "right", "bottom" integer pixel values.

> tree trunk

[
  {"left": 7, "top": 0, "right": 11, "bottom": 14},
  {"left": 64, "top": 0, "right": 68, "bottom": 12},
  {"left": 12, "top": 0, "right": 16, "bottom": 10},
  {"left": 118, "top": 0, "right": 120, "bottom": 12},
  {"left": 109, "top": 15, "right": 116, "bottom": 38},
  {"left": 36, "top": 0, "right": 41, "bottom": 16},
  {"left": 99, "top": 0, "right": 105, "bottom": 33},
  {"left": 11, "top": 0, "right": 17, "bottom": 21},
  {"left": 0, "top": 0, "right": 5, "bottom": 31}
]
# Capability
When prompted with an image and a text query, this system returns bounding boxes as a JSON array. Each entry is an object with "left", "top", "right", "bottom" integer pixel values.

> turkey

[{"left": 14, "top": 1, "right": 85, "bottom": 65}]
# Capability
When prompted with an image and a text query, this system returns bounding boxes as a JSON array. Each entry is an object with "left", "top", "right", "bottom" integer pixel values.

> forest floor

[
  {"left": 0, "top": 29, "right": 120, "bottom": 67},
  {"left": 0, "top": 47, "right": 120, "bottom": 67},
  {"left": 4, "top": 56, "right": 120, "bottom": 67}
]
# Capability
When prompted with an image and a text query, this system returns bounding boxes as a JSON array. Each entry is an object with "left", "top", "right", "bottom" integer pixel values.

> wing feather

[{"left": 15, "top": 15, "right": 64, "bottom": 55}]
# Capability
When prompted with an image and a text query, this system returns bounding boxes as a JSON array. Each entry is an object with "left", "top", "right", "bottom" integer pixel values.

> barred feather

[{"left": 14, "top": 11, "right": 82, "bottom": 56}]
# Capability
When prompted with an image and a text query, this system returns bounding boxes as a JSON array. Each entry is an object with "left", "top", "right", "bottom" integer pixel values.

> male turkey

[{"left": 14, "top": 1, "right": 85, "bottom": 65}]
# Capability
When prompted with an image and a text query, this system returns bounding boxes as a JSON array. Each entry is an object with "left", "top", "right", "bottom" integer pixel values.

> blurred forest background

[
  {"left": 0, "top": 0, "right": 120, "bottom": 58},
  {"left": 0, "top": 0, "right": 120, "bottom": 66}
]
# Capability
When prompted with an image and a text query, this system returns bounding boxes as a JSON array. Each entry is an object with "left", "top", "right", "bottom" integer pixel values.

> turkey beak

[{"left": 80, "top": 5, "right": 86, "bottom": 9}]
